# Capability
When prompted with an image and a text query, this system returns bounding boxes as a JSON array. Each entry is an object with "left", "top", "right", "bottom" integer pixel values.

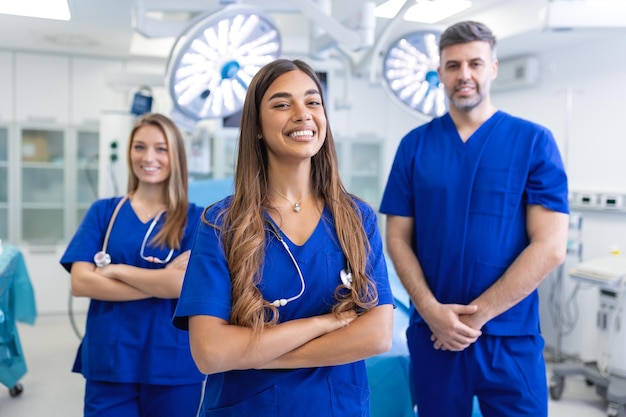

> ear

[{"left": 491, "top": 59, "right": 499, "bottom": 81}]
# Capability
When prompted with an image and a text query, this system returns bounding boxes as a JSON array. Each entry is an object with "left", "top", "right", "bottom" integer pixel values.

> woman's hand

[{"left": 166, "top": 250, "right": 191, "bottom": 271}]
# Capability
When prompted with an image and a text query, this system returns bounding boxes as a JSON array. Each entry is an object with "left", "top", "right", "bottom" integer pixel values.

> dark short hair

[{"left": 439, "top": 21, "right": 497, "bottom": 55}]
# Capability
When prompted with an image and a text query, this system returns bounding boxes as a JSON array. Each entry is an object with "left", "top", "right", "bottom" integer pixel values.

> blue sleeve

[
  {"left": 379, "top": 130, "right": 417, "bottom": 217},
  {"left": 59, "top": 198, "right": 121, "bottom": 272},
  {"left": 173, "top": 202, "right": 233, "bottom": 330},
  {"left": 526, "top": 128, "right": 569, "bottom": 214},
  {"left": 181, "top": 203, "right": 205, "bottom": 250}
]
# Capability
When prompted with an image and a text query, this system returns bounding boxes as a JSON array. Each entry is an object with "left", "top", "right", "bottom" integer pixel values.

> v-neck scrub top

[
  {"left": 173, "top": 196, "right": 393, "bottom": 417},
  {"left": 60, "top": 197, "right": 205, "bottom": 385},
  {"left": 380, "top": 111, "right": 569, "bottom": 336}
]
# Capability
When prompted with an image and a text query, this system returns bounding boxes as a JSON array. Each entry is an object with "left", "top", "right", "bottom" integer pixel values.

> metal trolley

[{"left": 549, "top": 255, "right": 626, "bottom": 417}]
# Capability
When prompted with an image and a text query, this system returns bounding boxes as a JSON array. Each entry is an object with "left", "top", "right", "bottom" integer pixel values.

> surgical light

[
  {"left": 165, "top": 5, "right": 281, "bottom": 122},
  {"left": 382, "top": 30, "right": 447, "bottom": 118}
]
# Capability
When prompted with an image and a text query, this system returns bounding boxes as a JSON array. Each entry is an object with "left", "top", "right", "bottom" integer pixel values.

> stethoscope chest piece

[
  {"left": 340, "top": 268, "right": 353, "bottom": 288},
  {"left": 94, "top": 250, "right": 111, "bottom": 268}
]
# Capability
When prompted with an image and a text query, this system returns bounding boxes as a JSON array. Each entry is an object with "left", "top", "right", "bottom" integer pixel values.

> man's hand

[{"left": 425, "top": 303, "right": 482, "bottom": 351}]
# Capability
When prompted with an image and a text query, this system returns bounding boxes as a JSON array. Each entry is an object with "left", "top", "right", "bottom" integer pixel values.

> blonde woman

[{"left": 61, "top": 113, "right": 204, "bottom": 417}]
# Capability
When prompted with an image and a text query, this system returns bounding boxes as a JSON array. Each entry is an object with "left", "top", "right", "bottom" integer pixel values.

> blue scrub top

[
  {"left": 380, "top": 111, "right": 569, "bottom": 336},
  {"left": 60, "top": 197, "right": 205, "bottom": 385},
  {"left": 174, "top": 196, "right": 394, "bottom": 416}
]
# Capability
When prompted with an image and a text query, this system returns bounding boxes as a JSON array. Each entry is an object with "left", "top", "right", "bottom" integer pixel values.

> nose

[
  {"left": 458, "top": 63, "right": 471, "bottom": 80},
  {"left": 292, "top": 102, "right": 312, "bottom": 122},
  {"left": 143, "top": 146, "right": 156, "bottom": 161}
]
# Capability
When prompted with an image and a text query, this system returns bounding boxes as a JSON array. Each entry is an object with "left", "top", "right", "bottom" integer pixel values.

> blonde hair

[
  {"left": 205, "top": 59, "right": 378, "bottom": 336},
  {"left": 126, "top": 113, "right": 189, "bottom": 249}
]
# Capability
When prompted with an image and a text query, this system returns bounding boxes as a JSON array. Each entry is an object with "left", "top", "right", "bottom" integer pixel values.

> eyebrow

[{"left": 268, "top": 89, "right": 320, "bottom": 101}]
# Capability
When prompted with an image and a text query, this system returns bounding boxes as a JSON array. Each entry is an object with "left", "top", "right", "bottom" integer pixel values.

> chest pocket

[{"left": 470, "top": 164, "right": 525, "bottom": 219}]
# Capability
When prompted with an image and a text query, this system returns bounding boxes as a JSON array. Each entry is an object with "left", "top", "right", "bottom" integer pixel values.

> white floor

[{"left": 0, "top": 314, "right": 613, "bottom": 417}]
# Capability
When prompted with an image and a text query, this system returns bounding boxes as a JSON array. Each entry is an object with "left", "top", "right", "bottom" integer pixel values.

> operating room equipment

[{"left": 550, "top": 254, "right": 626, "bottom": 417}]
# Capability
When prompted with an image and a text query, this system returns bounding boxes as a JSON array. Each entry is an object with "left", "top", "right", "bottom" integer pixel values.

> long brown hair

[
  {"left": 207, "top": 59, "right": 378, "bottom": 335},
  {"left": 126, "top": 113, "right": 189, "bottom": 249}
]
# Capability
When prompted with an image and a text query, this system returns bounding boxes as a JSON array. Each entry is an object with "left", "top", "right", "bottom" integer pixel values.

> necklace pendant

[{"left": 293, "top": 203, "right": 301, "bottom": 213}]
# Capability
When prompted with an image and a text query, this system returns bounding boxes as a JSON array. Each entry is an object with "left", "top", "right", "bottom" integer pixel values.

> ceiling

[{"left": 0, "top": 0, "right": 621, "bottom": 64}]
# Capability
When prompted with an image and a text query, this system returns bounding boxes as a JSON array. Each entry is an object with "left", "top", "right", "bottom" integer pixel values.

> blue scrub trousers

[
  {"left": 407, "top": 324, "right": 548, "bottom": 417},
  {"left": 85, "top": 380, "right": 203, "bottom": 417}
]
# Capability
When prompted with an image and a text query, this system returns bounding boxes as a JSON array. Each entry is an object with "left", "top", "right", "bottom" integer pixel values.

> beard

[{"left": 448, "top": 82, "right": 486, "bottom": 112}]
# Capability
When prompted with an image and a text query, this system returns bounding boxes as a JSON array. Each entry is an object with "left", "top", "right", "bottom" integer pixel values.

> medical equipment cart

[{"left": 549, "top": 255, "right": 626, "bottom": 417}]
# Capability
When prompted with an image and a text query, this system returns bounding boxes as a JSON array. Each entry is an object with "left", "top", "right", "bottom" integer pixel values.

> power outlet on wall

[{"left": 600, "top": 194, "right": 624, "bottom": 210}]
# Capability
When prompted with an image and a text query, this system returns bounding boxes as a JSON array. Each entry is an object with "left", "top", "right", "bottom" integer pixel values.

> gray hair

[{"left": 439, "top": 21, "right": 497, "bottom": 58}]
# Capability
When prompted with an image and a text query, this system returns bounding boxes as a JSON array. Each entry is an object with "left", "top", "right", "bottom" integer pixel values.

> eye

[
  {"left": 133, "top": 144, "right": 145, "bottom": 151},
  {"left": 157, "top": 146, "right": 168, "bottom": 153}
]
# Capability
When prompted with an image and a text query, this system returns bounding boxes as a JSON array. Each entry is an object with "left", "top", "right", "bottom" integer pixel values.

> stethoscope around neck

[
  {"left": 93, "top": 195, "right": 174, "bottom": 267},
  {"left": 264, "top": 219, "right": 352, "bottom": 308}
]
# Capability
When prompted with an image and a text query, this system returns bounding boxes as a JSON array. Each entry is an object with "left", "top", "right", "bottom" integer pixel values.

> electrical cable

[{"left": 68, "top": 288, "right": 83, "bottom": 340}]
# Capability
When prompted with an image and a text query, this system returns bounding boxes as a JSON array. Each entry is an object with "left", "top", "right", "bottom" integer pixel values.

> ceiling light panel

[
  {"left": 0, "top": 0, "right": 71, "bottom": 20},
  {"left": 374, "top": 0, "right": 472, "bottom": 24}
]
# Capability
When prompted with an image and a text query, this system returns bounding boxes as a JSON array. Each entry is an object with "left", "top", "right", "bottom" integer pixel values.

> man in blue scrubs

[{"left": 380, "top": 21, "right": 569, "bottom": 417}]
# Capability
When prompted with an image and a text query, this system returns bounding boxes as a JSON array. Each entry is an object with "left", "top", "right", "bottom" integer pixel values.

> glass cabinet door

[
  {"left": 350, "top": 143, "right": 381, "bottom": 206},
  {"left": 0, "top": 126, "right": 7, "bottom": 241},
  {"left": 20, "top": 128, "right": 65, "bottom": 244},
  {"left": 76, "top": 130, "right": 99, "bottom": 223},
  {"left": 336, "top": 139, "right": 382, "bottom": 209}
]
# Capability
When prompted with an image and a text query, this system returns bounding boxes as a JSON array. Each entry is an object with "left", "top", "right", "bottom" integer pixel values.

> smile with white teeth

[
  {"left": 142, "top": 166, "right": 159, "bottom": 172},
  {"left": 288, "top": 130, "right": 314, "bottom": 138}
]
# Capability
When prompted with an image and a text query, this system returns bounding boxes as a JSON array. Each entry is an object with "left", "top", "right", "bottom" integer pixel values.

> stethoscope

[
  {"left": 264, "top": 218, "right": 352, "bottom": 308},
  {"left": 93, "top": 195, "right": 173, "bottom": 267}
]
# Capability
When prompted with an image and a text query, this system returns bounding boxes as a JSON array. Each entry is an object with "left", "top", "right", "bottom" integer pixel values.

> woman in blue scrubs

[
  {"left": 173, "top": 59, "right": 395, "bottom": 417},
  {"left": 60, "top": 113, "right": 205, "bottom": 417}
]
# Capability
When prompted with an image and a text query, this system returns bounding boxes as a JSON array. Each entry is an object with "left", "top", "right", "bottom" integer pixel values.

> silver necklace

[
  {"left": 270, "top": 187, "right": 304, "bottom": 213},
  {"left": 132, "top": 198, "right": 164, "bottom": 220}
]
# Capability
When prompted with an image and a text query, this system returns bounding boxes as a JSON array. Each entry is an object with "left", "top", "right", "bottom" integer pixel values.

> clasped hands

[{"left": 427, "top": 303, "right": 483, "bottom": 352}]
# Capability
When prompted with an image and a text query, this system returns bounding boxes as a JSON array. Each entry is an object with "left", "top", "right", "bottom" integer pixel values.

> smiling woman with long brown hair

[{"left": 173, "top": 59, "right": 394, "bottom": 417}]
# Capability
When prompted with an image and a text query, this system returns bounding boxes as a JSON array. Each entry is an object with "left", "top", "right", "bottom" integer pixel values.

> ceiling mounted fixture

[
  {"left": 382, "top": 30, "right": 447, "bottom": 118},
  {"left": 374, "top": 0, "right": 472, "bottom": 24},
  {"left": 0, "top": 0, "right": 71, "bottom": 21},
  {"left": 165, "top": 5, "right": 281, "bottom": 125}
]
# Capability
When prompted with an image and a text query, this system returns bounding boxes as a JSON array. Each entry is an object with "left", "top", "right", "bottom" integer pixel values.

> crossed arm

[
  {"left": 386, "top": 204, "right": 569, "bottom": 351},
  {"left": 69, "top": 250, "right": 191, "bottom": 301},
  {"left": 188, "top": 303, "right": 393, "bottom": 375}
]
